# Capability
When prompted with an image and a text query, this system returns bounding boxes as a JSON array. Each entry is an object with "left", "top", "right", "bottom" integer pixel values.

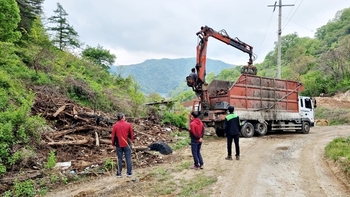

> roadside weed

[
  {"left": 325, "top": 136, "right": 350, "bottom": 177},
  {"left": 45, "top": 150, "right": 56, "bottom": 169}
]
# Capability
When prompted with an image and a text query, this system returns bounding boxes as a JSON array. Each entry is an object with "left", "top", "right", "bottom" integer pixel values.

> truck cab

[{"left": 299, "top": 96, "right": 315, "bottom": 127}]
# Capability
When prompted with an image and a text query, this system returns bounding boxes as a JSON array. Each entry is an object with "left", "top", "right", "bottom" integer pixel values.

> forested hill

[{"left": 109, "top": 58, "right": 234, "bottom": 95}]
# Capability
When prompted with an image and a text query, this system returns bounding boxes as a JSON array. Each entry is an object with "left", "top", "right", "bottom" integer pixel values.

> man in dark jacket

[
  {"left": 224, "top": 106, "right": 241, "bottom": 160},
  {"left": 111, "top": 113, "right": 134, "bottom": 177},
  {"left": 189, "top": 111, "right": 204, "bottom": 169}
]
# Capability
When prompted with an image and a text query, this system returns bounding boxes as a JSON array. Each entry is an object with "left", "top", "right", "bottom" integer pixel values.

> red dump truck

[
  {"left": 191, "top": 75, "right": 315, "bottom": 137},
  {"left": 186, "top": 26, "right": 315, "bottom": 137}
]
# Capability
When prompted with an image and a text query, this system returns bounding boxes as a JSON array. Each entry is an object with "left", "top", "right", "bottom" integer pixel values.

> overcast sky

[{"left": 42, "top": 0, "right": 350, "bottom": 66}]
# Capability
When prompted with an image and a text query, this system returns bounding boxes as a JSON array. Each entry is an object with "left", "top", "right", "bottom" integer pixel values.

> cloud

[{"left": 43, "top": 0, "right": 350, "bottom": 65}]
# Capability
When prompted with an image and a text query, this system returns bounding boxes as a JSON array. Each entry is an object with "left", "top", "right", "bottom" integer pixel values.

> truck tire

[
  {"left": 215, "top": 128, "right": 225, "bottom": 137},
  {"left": 149, "top": 142, "right": 173, "bottom": 155},
  {"left": 301, "top": 121, "right": 310, "bottom": 134},
  {"left": 254, "top": 122, "right": 267, "bottom": 136},
  {"left": 241, "top": 122, "right": 255, "bottom": 138}
]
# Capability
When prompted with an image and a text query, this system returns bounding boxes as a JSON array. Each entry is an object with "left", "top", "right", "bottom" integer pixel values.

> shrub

[
  {"left": 161, "top": 111, "right": 188, "bottom": 128},
  {"left": 45, "top": 150, "right": 56, "bottom": 169},
  {"left": 13, "top": 179, "right": 35, "bottom": 197},
  {"left": 104, "top": 158, "right": 116, "bottom": 171}
]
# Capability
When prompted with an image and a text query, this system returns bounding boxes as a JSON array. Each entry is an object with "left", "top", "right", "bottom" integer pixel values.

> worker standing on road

[
  {"left": 111, "top": 113, "right": 134, "bottom": 178},
  {"left": 224, "top": 106, "right": 241, "bottom": 160},
  {"left": 189, "top": 111, "right": 204, "bottom": 169}
]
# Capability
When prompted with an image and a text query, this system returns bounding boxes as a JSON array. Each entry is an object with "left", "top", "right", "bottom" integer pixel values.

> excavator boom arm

[
  {"left": 186, "top": 25, "right": 257, "bottom": 116},
  {"left": 195, "top": 26, "right": 255, "bottom": 84}
]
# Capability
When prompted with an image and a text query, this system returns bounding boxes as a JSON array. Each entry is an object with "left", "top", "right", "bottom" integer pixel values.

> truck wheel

[
  {"left": 241, "top": 122, "right": 254, "bottom": 138},
  {"left": 301, "top": 121, "right": 310, "bottom": 134},
  {"left": 215, "top": 128, "right": 225, "bottom": 137},
  {"left": 254, "top": 122, "right": 267, "bottom": 136}
]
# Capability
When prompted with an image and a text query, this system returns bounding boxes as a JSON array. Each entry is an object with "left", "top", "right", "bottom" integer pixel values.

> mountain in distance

[{"left": 109, "top": 58, "right": 235, "bottom": 96}]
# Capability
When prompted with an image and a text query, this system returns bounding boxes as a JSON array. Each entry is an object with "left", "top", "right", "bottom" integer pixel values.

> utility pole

[{"left": 268, "top": 0, "right": 294, "bottom": 79}]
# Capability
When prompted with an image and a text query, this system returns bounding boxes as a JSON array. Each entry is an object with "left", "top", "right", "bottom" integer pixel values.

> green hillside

[{"left": 109, "top": 58, "right": 234, "bottom": 95}]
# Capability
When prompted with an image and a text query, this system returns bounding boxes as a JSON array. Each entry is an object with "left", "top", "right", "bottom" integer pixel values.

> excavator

[{"left": 186, "top": 25, "right": 257, "bottom": 117}]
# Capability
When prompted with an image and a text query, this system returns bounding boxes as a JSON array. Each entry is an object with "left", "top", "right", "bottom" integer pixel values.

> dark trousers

[
  {"left": 227, "top": 135, "right": 240, "bottom": 156},
  {"left": 116, "top": 146, "right": 132, "bottom": 175},
  {"left": 191, "top": 142, "right": 204, "bottom": 167}
]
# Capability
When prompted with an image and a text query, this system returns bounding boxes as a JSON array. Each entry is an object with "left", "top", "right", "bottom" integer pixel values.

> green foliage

[
  {"left": 179, "top": 174, "right": 217, "bottom": 196},
  {"left": 300, "top": 70, "right": 326, "bottom": 96},
  {"left": 170, "top": 130, "right": 190, "bottom": 150},
  {"left": 172, "top": 88, "right": 196, "bottom": 103},
  {"left": 50, "top": 174, "right": 58, "bottom": 183},
  {"left": 325, "top": 137, "right": 350, "bottom": 177},
  {"left": 45, "top": 150, "right": 56, "bottom": 169},
  {"left": 16, "top": 0, "right": 44, "bottom": 37},
  {"left": 13, "top": 179, "right": 35, "bottom": 197},
  {"left": 161, "top": 111, "right": 188, "bottom": 128},
  {"left": 0, "top": 163, "right": 6, "bottom": 175},
  {"left": 214, "top": 67, "right": 241, "bottom": 81},
  {"left": 128, "top": 78, "right": 145, "bottom": 116},
  {"left": 104, "top": 158, "right": 116, "bottom": 171},
  {"left": 0, "top": 0, "right": 21, "bottom": 42},
  {"left": 0, "top": 66, "right": 45, "bottom": 173},
  {"left": 48, "top": 3, "right": 80, "bottom": 50},
  {"left": 146, "top": 92, "right": 164, "bottom": 103},
  {"left": 61, "top": 176, "right": 68, "bottom": 184},
  {"left": 82, "top": 45, "right": 116, "bottom": 70}
]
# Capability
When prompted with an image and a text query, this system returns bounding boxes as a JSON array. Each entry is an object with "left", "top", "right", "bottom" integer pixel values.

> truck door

[{"left": 299, "top": 96, "right": 315, "bottom": 126}]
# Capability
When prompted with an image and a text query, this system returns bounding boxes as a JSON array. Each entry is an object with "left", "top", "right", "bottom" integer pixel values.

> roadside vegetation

[
  {"left": 1, "top": 0, "right": 350, "bottom": 196},
  {"left": 325, "top": 136, "right": 350, "bottom": 180}
]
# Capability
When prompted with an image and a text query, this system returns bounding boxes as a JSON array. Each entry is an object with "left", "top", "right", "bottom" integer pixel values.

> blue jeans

[
  {"left": 191, "top": 142, "right": 203, "bottom": 167},
  {"left": 116, "top": 146, "right": 132, "bottom": 175}
]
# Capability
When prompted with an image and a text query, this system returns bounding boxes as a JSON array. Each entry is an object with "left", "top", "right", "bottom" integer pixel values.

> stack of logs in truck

[{"left": 186, "top": 26, "right": 315, "bottom": 137}]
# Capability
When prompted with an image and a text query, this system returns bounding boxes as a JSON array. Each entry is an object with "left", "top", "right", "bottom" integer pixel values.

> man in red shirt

[
  {"left": 111, "top": 113, "right": 134, "bottom": 177},
  {"left": 189, "top": 111, "right": 204, "bottom": 169}
]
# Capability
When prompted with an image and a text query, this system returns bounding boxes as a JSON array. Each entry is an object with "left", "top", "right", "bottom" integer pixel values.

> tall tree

[
  {"left": 82, "top": 45, "right": 116, "bottom": 70},
  {"left": 47, "top": 3, "right": 80, "bottom": 50},
  {"left": 16, "top": 0, "right": 44, "bottom": 36},
  {"left": 0, "top": 0, "right": 21, "bottom": 42}
]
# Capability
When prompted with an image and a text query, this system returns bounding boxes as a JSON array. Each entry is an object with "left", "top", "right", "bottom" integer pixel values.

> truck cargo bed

[{"left": 208, "top": 74, "right": 303, "bottom": 112}]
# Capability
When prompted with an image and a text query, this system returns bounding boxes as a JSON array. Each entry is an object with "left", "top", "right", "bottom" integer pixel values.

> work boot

[
  {"left": 225, "top": 156, "right": 233, "bottom": 160},
  {"left": 236, "top": 156, "right": 240, "bottom": 160}
]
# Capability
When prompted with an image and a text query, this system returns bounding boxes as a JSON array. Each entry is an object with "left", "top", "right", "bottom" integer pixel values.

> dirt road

[{"left": 46, "top": 125, "right": 350, "bottom": 197}]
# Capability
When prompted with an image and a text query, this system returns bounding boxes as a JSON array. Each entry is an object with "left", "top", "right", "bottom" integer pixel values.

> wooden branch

[
  {"left": 99, "top": 138, "right": 110, "bottom": 144},
  {"left": 52, "top": 125, "right": 94, "bottom": 139},
  {"left": 0, "top": 170, "right": 42, "bottom": 184},
  {"left": 134, "top": 130, "right": 154, "bottom": 138},
  {"left": 47, "top": 138, "right": 89, "bottom": 146},
  {"left": 91, "top": 126, "right": 111, "bottom": 133},
  {"left": 44, "top": 134, "right": 54, "bottom": 142},
  {"left": 133, "top": 146, "right": 150, "bottom": 152},
  {"left": 53, "top": 104, "right": 66, "bottom": 117},
  {"left": 95, "top": 131, "right": 100, "bottom": 146},
  {"left": 63, "top": 135, "right": 76, "bottom": 140}
]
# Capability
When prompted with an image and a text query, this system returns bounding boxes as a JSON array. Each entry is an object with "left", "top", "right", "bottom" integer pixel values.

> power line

[
  {"left": 282, "top": 0, "right": 304, "bottom": 31},
  {"left": 257, "top": 11, "right": 275, "bottom": 61}
]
